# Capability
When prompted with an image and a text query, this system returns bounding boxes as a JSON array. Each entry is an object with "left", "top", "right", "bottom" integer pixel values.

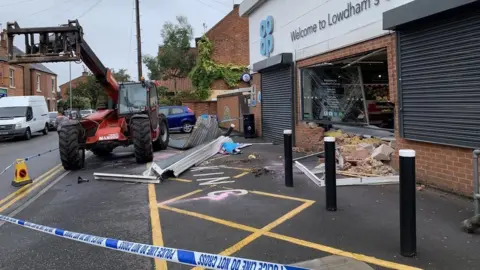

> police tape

[
  {"left": 0, "top": 148, "right": 59, "bottom": 175},
  {"left": 0, "top": 214, "right": 309, "bottom": 270}
]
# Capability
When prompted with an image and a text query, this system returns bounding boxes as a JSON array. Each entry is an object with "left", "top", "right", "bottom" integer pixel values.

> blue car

[{"left": 159, "top": 105, "right": 196, "bottom": 133}]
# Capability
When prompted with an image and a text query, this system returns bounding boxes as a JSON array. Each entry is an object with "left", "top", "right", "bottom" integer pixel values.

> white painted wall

[{"left": 247, "top": 0, "right": 413, "bottom": 65}]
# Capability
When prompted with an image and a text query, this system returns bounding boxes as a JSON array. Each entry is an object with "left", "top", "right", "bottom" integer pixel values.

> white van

[{"left": 0, "top": 96, "right": 50, "bottom": 140}]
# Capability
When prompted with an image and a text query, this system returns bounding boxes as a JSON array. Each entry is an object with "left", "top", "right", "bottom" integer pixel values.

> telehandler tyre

[
  {"left": 153, "top": 114, "right": 169, "bottom": 151},
  {"left": 131, "top": 117, "right": 154, "bottom": 163},
  {"left": 58, "top": 125, "right": 85, "bottom": 170}
]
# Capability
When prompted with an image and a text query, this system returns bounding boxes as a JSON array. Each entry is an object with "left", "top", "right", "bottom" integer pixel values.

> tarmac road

[{"left": 0, "top": 131, "right": 60, "bottom": 199}]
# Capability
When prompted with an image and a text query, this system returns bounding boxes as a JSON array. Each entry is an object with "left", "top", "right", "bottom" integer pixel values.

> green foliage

[
  {"left": 112, "top": 68, "right": 132, "bottom": 82},
  {"left": 70, "top": 69, "right": 132, "bottom": 108},
  {"left": 159, "top": 91, "right": 200, "bottom": 106},
  {"left": 189, "top": 36, "right": 246, "bottom": 100},
  {"left": 143, "top": 15, "right": 196, "bottom": 90},
  {"left": 57, "top": 100, "right": 66, "bottom": 112}
]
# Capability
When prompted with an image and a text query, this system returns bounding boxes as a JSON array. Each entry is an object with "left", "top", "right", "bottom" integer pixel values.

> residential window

[
  {"left": 36, "top": 74, "right": 41, "bottom": 92},
  {"left": 51, "top": 77, "right": 56, "bottom": 93},
  {"left": 9, "top": 69, "right": 15, "bottom": 88}
]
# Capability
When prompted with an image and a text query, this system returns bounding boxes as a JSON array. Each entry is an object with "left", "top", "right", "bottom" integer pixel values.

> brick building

[
  {"left": 239, "top": 0, "right": 480, "bottom": 196},
  {"left": 0, "top": 30, "right": 58, "bottom": 111},
  {"left": 157, "top": 4, "right": 249, "bottom": 99},
  {"left": 58, "top": 71, "right": 89, "bottom": 100}
]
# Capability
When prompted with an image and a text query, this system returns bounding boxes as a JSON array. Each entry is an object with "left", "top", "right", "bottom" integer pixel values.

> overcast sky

[{"left": 0, "top": 0, "right": 240, "bottom": 87}]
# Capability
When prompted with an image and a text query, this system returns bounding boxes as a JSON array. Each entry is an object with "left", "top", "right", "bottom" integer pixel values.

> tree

[
  {"left": 71, "top": 69, "right": 132, "bottom": 109},
  {"left": 112, "top": 68, "right": 131, "bottom": 82},
  {"left": 143, "top": 16, "right": 196, "bottom": 92}
]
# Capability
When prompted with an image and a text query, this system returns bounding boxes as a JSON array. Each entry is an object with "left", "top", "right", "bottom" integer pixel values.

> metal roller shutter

[
  {"left": 398, "top": 9, "right": 480, "bottom": 149},
  {"left": 261, "top": 67, "right": 293, "bottom": 143}
]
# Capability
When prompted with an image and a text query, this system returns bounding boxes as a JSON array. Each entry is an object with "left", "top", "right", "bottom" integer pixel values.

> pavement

[
  {"left": 0, "top": 133, "right": 479, "bottom": 269},
  {"left": 0, "top": 131, "right": 61, "bottom": 199}
]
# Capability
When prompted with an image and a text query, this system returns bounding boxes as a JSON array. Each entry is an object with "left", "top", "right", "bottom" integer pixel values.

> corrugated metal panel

[
  {"left": 261, "top": 67, "right": 293, "bottom": 143},
  {"left": 398, "top": 8, "right": 480, "bottom": 149}
]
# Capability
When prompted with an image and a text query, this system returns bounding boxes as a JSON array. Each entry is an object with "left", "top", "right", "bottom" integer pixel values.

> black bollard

[
  {"left": 324, "top": 137, "right": 336, "bottom": 211},
  {"left": 399, "top": 149, "right": 416, "bottom": 257},
  {"left": 224, "top": 124, "right": 235, "bottom": 137},
  {"left": 284, "top": 130, "right": 293, "bottom": 187}
]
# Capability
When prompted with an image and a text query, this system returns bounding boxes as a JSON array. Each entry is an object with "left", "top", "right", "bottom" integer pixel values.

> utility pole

[{"left": 135, "top": 0, "right": 142, "bottom": 80}]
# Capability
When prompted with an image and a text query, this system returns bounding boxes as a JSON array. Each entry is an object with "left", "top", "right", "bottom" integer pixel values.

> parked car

[
  {"left": 80, "top": 109, "right": 95, "bottom": 118},
  {"left": 0, "top": 96, "right": 50, "bottom": 140},
  {"left": 48, "top": 111, "right": 58, "bottom": 130},
  {"left": 159, "top": 105, "right": 196, "bottom": 133}
]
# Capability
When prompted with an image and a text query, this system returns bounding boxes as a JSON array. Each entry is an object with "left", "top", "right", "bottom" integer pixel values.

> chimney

[
  {"left": 82, "top": 71, "right": 88, "bottom": 76},
  {"left": 1, "top": 29, "right": 6, "bottom": 49}
]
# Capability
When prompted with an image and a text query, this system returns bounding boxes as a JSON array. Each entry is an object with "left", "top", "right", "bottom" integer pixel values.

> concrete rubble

[{"left": 324, "top": 129, "right": 397, "bottom": 177}]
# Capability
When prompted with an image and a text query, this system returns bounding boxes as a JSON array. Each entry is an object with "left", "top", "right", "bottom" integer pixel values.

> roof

[
  {"left": 12, "top": 46, "right": 56, "bottom": 75},
  {"left": 239, "top": 0, "right": 267, "bottom": 17},
  {"left": 383, "top": 0, "right": 478, "bottom": 30}
]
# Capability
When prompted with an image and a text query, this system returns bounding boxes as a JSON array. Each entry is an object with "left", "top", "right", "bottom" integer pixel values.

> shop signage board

[{"left": 247, "top": 0, "right": 413, "bottom": 64}]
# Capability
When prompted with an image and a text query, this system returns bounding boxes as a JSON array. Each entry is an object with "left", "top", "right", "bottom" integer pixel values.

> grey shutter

[
  {"left": 397, "top": 9, "right": 480, "bottom": 149},
  {"left": 261, "top": 67, "right": 293, "bottom": 143}
]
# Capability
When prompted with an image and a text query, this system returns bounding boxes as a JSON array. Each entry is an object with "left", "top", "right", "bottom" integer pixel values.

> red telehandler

[{"left": 6, "top": 20, "right": 170, "bottom": 170}]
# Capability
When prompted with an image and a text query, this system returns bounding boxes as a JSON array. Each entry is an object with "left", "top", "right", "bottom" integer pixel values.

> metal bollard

[
  {"left": 284, "top": 130, "right": 293, "bottom": 187},
  {"left": 224, "top": 124, "right": 235, "bottom": 137},
  {"left": 399, "top": 149, "right": 416, "bottom": 257},
  {"left": 473, "top": 150, "right": 480, "bottom": 216},
  {"left": 324, "top": 137, "right": 336, "bottom": 211}
]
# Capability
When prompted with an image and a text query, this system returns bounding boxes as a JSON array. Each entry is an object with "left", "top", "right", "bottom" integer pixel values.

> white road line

[
  {"left": 193, "top": 172, "right": 224, "bottom": 177},
  {"left": 0, "top": 170, "right": 70, "bottom": 227},
  {"left": 190, "top": 166, "right": 220, "bottom": 172},
  {"left": 196, "top": 176, "right": 231, "bottom": 181}
]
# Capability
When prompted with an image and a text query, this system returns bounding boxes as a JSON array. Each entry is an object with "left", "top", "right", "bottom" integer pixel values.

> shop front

[
  {"left": 240, "top": 0, "right": 411, "bottom": 146},
  {"left": 383, "top": 0, "right": 480, "bottom": 195}
]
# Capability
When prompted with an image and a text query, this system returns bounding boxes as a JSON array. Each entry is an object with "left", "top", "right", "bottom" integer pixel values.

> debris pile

[{"left": 324, "top": 129, "right": 396, "bottom": 176}]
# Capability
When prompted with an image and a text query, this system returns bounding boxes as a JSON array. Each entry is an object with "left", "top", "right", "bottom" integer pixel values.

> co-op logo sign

[{"left": 259, "top": 16, "right": 274, "bottom": 57}]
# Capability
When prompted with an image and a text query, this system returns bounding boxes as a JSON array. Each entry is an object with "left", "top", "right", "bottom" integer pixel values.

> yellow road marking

[
  {"left": 264, "top": 232, "right": 421, "bottom": 270},
  {"left": 0, "top": 166, "right": 62, "bottom": 213},
  {"left": 250, "top": 190, "right": 313, "bottom": 203},
  {"left": 160, "top": 205, "right": 257, "bottom": 232},
  {"left": 158, "top": 189, "right": 203, "bottom": 206},
  {"left": 148, "top": 183, "right": 167, "bottom": 270},
  {"left": 220, "top": 166, "right": 253, "bottom": 172},
  {"left": 168, "top": 178, "right": 192, "bottom": 183},
  {"left": 191, "top": 201, "right": 314, "bottom": 270},
  {"left": 233, "top": 172, "right": 249, "bottom": 179},
  {"left": 0, "top": 164, "right": 62, "bottom": 208},
  {"left": 161, "top": 189, "right": 419, "bottom": 270}
]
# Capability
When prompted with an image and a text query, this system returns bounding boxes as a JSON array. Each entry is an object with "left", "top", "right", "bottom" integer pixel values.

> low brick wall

[{"left": 183, "top": 101, "right": 217, "bottom": 118}]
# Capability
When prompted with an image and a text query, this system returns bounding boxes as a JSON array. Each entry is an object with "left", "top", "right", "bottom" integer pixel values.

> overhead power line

[
  {"left": 194, "top": 0, "right": 228, "bottom": 14},
  {"left": 15, "top": 0, "right": 76, "bottom": 21},
  {"left": 77, "top": 0, "right": 104, "bottom": 19},
  {"left": 206, "top": 0, "right": 231, "bottom": 8},
  {"left": 127, "top": 0, "right": 135, "bottom": 68},
  {"left": 0, "top": 0, "right": 37, "bottom": 8}
]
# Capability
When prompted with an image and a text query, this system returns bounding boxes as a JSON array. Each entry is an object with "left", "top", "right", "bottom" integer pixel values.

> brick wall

[
  {"left": 59, "top": 73, "right": 88, "bottom": 100},
  {"left": 205, "top": 4, "right": 249, "bottom": 91},
  {"left": 182, "top": 101, "right": 217, "bottom": 118},
  {"left": 217, "top": 93, "right": 242, "bottom": 131},
  {"left": 157, "top": 5, "right": 249, "bottom": 93},
  {"left": 295, "top": 34, "right": 397, "bottom": 150},
  {"left": 0, "top": 63, "right": 25, "bottom": 96}
]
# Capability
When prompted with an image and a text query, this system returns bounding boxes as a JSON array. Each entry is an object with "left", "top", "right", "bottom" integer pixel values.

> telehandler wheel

[
  {"left": 131, "top": 117, "right": 153, "bottom": 163},
  {"left": 58, "top": 124, "right": 84, "bottom": 170},
  {"left": 153, "top": 114, "right": 169, "bottom": 151}
]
